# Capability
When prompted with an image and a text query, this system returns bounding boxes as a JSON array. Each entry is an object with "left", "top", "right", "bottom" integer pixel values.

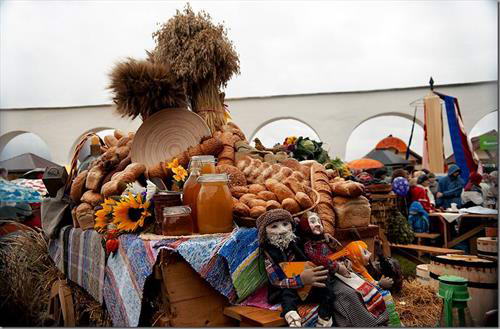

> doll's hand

[
  {"left": 379, "top": 276, "right": 394, "bottom": 289},
  {"left": 337, "top": 263, "right": 351, "bottom": 278},
  {"left": 300, "top": 266, "right": 328, "bottom": 288},
  {"left": 285, "top": 310, "right": 302, "bottom": 327},
  {"left": 324, "top": 233, "right": 342, "bottom": 250}
]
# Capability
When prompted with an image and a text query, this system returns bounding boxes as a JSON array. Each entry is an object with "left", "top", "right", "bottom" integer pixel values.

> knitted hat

[{"left": 256, "top": 209, "right": 294, "bottom": 246}]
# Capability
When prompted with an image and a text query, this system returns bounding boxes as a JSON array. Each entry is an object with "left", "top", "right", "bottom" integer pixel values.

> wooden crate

[{"left": 153, "top": 251, "right": 237, "bottom": 327}]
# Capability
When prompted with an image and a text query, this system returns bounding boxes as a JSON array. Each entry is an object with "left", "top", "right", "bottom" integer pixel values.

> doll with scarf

[
  {"left": 256, "top": 209, "right": 335, "bottom": 327},
  {"left": 298, "top": 212, "right": 390, "bottom": 327}
]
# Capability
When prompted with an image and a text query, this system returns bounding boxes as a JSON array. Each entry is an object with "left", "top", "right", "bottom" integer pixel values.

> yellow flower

[
  {"left": 172, "top": 165, "right": 188, "bottom": 182},
  {"left": 94, "top": 198, "right": 117, "bottom": 233},
  {"left": 166, "top": 158, "right": 179, "bottom": 169},
  {"left": 112, "top": 193, "right": 151, "bottom": 233},
  {"left": 284, "top": 136, "right": 297, "bottom": 146}
]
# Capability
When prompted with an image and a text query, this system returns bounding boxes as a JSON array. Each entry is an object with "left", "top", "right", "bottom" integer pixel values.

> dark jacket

[{"left": 437, "top": 165, "right": 465, "bottom": 209}]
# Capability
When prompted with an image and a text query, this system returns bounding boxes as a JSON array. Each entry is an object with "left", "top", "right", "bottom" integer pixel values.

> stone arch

[
  {"left": 249, "top": 116, "right": 322, "bottom": 144},
  {"left": 0, "top": 130, "right": 52, "bottom": 161},
  {"left": 67, "top": 126, "right": 115, "bottom": 162},
  {"left": 345, "top": 112, "right": 425, "bottom": 161},
  {"left": 469, "top": 110, "right": 498, "bottom": 138}
]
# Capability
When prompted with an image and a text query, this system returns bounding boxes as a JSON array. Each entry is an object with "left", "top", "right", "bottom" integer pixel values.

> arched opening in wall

[
  {"left": 0, "top": 131, "right": 52, "bottom": 162},
  {"left": 468, "top": 110, "right": 498, "bottom": 168},
  {"left": 250, "top": 118, "right": 321, "bottom": 149},
  {"left": 345, "top": 115, "right": 424, "bottom": 163}
]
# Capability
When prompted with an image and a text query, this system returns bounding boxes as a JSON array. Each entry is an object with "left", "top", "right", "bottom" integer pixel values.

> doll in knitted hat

[{"left": 256, "top": 209, "right": 334, "bottom": 327}]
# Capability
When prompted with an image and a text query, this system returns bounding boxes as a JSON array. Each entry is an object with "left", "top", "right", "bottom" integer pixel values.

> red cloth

[
  {"left": 409, "top": 186, "right": 434, "bottom": 213},
  {"left": 465, "top": 172, "right": 482, "bottom": 191},
  {"left": 303, "top": 240, "right": 340, "bottom": 274}
]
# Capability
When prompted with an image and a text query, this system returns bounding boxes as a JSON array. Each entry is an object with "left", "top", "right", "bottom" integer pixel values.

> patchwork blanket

[{"left": 48, "top": 225, "right": 106, "bottom": 303}]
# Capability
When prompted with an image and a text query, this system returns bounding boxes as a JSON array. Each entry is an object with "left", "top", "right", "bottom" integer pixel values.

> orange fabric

[
  {"left": 329, "top": 241, "right": 375, "bottom": 283},
  {"left": 376, "top": 135, "right": 407, "bottom": 153}
]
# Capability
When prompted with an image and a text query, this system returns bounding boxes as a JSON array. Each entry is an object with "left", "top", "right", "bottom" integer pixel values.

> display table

[{"left": 430, "top": 213, "right": 498, "bottom": 249}]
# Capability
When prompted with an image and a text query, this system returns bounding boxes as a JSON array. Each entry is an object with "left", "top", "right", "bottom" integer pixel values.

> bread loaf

[
  {"left": 200, "top": 137, "right": 223, "bottom": 156},
  {"left": 330, "top": 181, "right": 365, "bottom": 198},
  {"left": 81, "top": 190, "right": 103, "bottom": 207},
  {"left": 266, "top": 200, "right": 282, "bottom": 211},
  {"left": 265, "top": 179, "right": 295, "bottom": 202},
  {"left": 114, "top": 129, "right": 125, "bottom": 140},
  {"left": 250, "top": 206, "right": 266, "bottom": 218},
  {"left": 113, "top": 163, "right": 146, "bottom": 184},
  {"left": 75, "top": 203, "right": 95, "bottom": 230},
  {"left": 257, "top": 191, "right": 278, "bottom": 201},
  {"left": 86, "top": 164, "right": 106, "bottom": 192},
  {"left": 116, "top": 146, "right": 130, "bottom": 161},
  {"left": 332, "top": 196, "right": 371, "bottom": 228},
  {"left": 282, "top": 198, "right": 301, "bottom": 214},
  {"left": 315, "top": 202, "right": 336, "bottom": 235},
  {"left": 216, "top": 164, "right": 246, "bottom": 188},
  {"left": 230, "top": 186, "right": 249, "bottom": 198},
  {"left": 70, "top": 170, "right": 88, "bottom": 203},
  {"left": 240, "top": 193, "right": 257, "bottom": 206},
  {"left": 104, "top": 135, "right": 118, "bottom": 148},
  {"left": 248, "top": 199, "right": 267, "bottom": 208},
  {"left": 236, "top": 156, "right": 308, "bottom": 185},
  {"left": 284, "top": 177, "right": 305, "bottom": 194},
  {"left": 249, "top": 184, "right": 266, "bottom": 194},
  {"left": 101, "top": 180, "right": 127, "bottom": 198},
  {"left": 221, "top": 132, "right": 235, "bottom": 147},
  {"left": 117, "top": 136, "right": 132, "bottom": 147},
  {"left": 233, "top": 202, "right": 250, "bottom": 217},
  {"left": 295, "top": 192, "right": 313, "bottom": 209}
]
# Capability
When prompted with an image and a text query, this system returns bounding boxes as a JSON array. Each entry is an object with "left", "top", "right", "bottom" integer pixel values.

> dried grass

[
  {"left": 0, "top": 221, "right": 62, "bottom": 325},
  {"left": 393, "top": 279, "right": 442, "bottom": 327},
  {"left": 151, "top": 3, "right": 240, "bottom": 131},
  {"left": 108, "top": 58, "right": 187, "bottom": 120}
]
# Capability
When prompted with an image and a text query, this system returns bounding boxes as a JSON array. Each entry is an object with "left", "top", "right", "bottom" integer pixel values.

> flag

[{"left": 435, "top": 92, "right": 478, "bottom": 181}]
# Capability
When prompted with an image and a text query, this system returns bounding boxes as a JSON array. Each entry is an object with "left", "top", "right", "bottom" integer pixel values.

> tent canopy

[
  {"left": 0, "top": 153, "right": 59, "bottom": 172},
  {"left": 365, "top": 149, "right": 410, "bottom": 166}
]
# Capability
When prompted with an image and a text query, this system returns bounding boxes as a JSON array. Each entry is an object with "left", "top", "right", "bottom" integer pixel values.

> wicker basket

[{"left": 234, "top": 187, "right": 320, "bottom": 228}]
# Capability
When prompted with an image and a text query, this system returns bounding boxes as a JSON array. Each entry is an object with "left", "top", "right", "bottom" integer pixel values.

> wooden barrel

[
  {"left": 416, "top": 264, "right": 430, "bottom": 286},
  {"left": 429, "top": 254, "right": 497, "bottom": 326},
  {"left": 477, "top": 237, "right": 498, "bottom": 259}
]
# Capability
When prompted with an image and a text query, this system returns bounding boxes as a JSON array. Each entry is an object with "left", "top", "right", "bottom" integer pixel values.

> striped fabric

[
  {"left": 436, "top": 92, "right": 479, "bottom": 180},
  {"left": 335, "top": 273, "right": 386, "bottom": 318},
  {"left": 48, "top": 226, "right": 106, "bottom": 303}
]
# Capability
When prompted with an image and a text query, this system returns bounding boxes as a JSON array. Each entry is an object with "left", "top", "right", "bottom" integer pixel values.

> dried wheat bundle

[
  {"left": 0, "top": 222, "right": 61, "bottom": 325},
  {"left": 108, "top": 58, "right": 187, "bottom": 120},
  {"left": 393, "top": 279, "right": 442, "bottom": 327},
  {"left": 151, "top": 3, "right": 240, "bottom": 131}
]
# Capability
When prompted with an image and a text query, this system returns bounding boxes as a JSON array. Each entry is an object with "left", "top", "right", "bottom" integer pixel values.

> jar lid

[
  {"left": 163, "top": 206, "right": 191, "bottom": 216},
  {"left": 191, "top": 155, "right": 216, "bottom": 163},
  {"left": 197, "top": 173, "right": 229, "bottom": 183}
]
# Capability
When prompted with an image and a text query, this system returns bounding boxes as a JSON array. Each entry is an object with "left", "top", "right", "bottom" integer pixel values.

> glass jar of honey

[
  {"left": 190, "top": 155, "right": 216, "bottom": 174},
  {"left": 153, "top": 191, "right": 182, "bottom": 235},
  {"left": 196, "top": 174, "right": 233, "bottom": 234},
  {"left": 183, "top": 158, "right": 202, "bottom": 232},
  {"left": 162, "top": 206, "right": 193, "bottom": 236}
]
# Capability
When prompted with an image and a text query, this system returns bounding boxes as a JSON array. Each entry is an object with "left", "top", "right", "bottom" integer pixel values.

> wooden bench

[
  {"left": 224, "top": 306, "right": 285, "bottom": 327},
  {"left": 390, "top": 243, "right": 464, "bottom": 263},
  {"left": 414, "top": 233, "right": 441, "bottom": 258}
]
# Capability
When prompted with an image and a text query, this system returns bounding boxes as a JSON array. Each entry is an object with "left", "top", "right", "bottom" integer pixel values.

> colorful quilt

[{"left": 48, "top": 225, "right": 106, "bottom": 303}]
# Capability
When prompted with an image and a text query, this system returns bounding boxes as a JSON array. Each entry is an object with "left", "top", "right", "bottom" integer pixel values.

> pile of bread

[{"left": 69, "top": 130, "right": 146, "bottom": 229}]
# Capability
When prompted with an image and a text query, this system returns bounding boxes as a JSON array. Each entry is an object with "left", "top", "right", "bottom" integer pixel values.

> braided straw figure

[
  {"left": 256, "top": 209, "right": 334, "bottom": 327},
  {"left": 151, "top": 4, "right": 240, "bottom": 133}
]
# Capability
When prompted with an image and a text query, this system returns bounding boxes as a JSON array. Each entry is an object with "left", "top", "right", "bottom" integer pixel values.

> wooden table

[{"left": 430, "top": 213, "right": 498, "bottom": 249}]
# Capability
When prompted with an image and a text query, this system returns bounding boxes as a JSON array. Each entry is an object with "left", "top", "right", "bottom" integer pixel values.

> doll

[
  {"left": 256, "top": 209, "right": 334, "bottom": 327},
  {"left": 298, "top": 212, "right": 391, "bottom": 327}
]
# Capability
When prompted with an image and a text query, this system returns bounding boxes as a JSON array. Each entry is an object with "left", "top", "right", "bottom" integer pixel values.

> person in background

[
  {"left": 481, "top": 171, "right": 498, "bottom": 209},
  {"left": 391, "top": 169, "right": 409, "bottom": 183},
  {"left": 427, "top": 172, "right": 438, "bottom": 197},
  {"left": 410, "top": 174, "right": 435, "bottom": 213},
  {"left": 404, "top": 165, "right": 415, "bottom": 179},
  {"left": 373, "top": 168, "right": 388, "bottom": 184},
  {"left": 461, "top": 172, "right": 484, "bottom": 208},
  {"left": 408, "top": 201, "right": 430, "bottom": 233},
  {"left": 436, "top": 164, "right": 465, "bottom": 209},
  {"left": 0, "top": 168, "right": 8, "bottom": 180}
]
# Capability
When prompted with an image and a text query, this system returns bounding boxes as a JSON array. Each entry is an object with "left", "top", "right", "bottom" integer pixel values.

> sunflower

[
  {"left": 166, "top": 158, "right": 179, "bottom": 170},
  {"left": 172, "top": 165, "right": 188, "bottom": 182},
  {"left": 94, "top": 198, "right": 117, "bottom": 233},
  {"left": 112, "top": 193, "right": 151, "bottom": 232}
]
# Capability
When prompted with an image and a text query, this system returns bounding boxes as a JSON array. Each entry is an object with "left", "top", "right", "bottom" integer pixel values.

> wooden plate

[{"left": 130, "top": 108, "right": 211, "bottom": 169}]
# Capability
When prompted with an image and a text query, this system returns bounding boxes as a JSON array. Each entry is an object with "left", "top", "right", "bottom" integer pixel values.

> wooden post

[{"left": 423, "top": 93, "right": 445, "bottom": 174}]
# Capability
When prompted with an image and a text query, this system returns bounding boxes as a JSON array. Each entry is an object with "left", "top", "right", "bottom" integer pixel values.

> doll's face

[
  {"left": 307, "top": 213, "right": 324, "bottom": 235},
  {"left": 361, "top": 247, "right": 372, "bottom": 265},
  {"left": 266, "top": 220, "right": 296, "bottom": 250}
]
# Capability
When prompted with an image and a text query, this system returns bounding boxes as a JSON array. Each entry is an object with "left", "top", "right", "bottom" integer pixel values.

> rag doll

[
  {"left": 298, "top": 213, "right": 392, "bottom": 327},
  {"left": 256, "top": 209, "right": 334, "bottom": 327}
]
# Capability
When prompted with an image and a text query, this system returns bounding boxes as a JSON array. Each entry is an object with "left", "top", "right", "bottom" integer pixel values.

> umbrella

[
  {"left": 12, "top": 178, "right": 48, "bottom": 196},
  {"left": 0, "top": 178, "right": 42, "bottom": 203},
  {"left": 347, "top": 158, "right": 384, "bottom": 170}
]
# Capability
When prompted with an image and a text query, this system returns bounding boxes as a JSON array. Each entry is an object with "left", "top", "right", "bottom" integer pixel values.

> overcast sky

[{"left": 0, "top": 0, "right": 497, "bottom": 162}]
